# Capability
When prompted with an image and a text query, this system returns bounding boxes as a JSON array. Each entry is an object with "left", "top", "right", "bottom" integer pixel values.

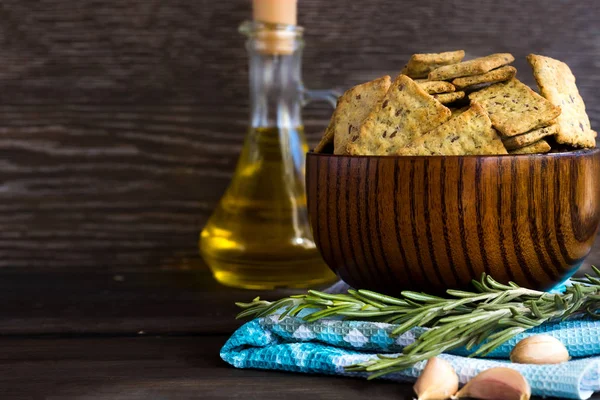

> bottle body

[
  {"left": 200, "top": 22, "right": 336, "bottom": 289},
  {"left": 200, "top": 126, "right": 334, "bottom": 289}
]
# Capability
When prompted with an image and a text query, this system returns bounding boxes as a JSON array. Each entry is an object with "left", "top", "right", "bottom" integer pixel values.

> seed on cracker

[
  {"left": 315, "top": 76, "right": 392, "bottom": 154},
  {"left": 502, "top": 124, "right": 558, "bottom": 150},
  {"left": 452, "top": 66, "right": 517, "bottom": 90},
  {"left": 346, "top": 74, "right": 451, "bottom": 155},
  {"left": 401, "top": 50, "right": 465, "bottom": 79},
  {"left": 417, "top": 80, "right": 456, "bottom": 94},
  {"left": 429, "top": 53, "right": 515, "bottom": 81},
  {"left": 528, "top": 54, "right": 597, "bottom": 148},
  {"left": 509, "top": 139, "right": 552, "bottom": 154},
  {"left": 396, "top": 103, "right": 507, "bottom": 156},
  {"left": 433, "top": 91, "right": 465, "bottom": 104},
  {"left": 469, "top": 78, "right": 561, "bottom": 137}
]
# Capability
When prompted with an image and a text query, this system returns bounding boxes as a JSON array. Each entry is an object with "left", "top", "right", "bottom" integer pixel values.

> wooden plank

[
  {"left": 0, "top": 1, "right": 596, "bottom": 109},
  {"left": 0, "top": 0, "right": 596, "bottom": 270},
  {"left": 0, "top": 257, "right": 598, "bottom": 336},
  {"left": 0, "top": 335, "right": 595, "bottom": 399},
  {"left": 0, "top": 335, "right": 414, "bottom": 399},
  {"left": 0, "top": 266, "right": 286, "bottom": 335}
]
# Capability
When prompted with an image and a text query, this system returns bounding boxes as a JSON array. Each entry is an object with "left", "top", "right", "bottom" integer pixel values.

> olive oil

[
  {"left": 200, "top": 126, "right": 335, "bottom": 289},
  {"left": 200, "top": 13, "right": 338, "bottom": 289}
]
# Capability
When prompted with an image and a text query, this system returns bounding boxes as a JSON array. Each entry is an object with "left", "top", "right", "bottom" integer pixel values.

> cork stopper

[
  {"left": 252, "top": 0, "right": 298, "bottom": 55},
  {"left": 253, "top": 0, "right": 297, "bottom": 25}
]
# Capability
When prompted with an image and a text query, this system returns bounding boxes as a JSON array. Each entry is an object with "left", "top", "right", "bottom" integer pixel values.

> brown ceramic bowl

[{"left": 306, "top": 149, "right": 600, "bottom": 294}]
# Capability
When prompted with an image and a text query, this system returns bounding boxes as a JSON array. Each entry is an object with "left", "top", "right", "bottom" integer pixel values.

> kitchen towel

[
  {"left": 221, "top": 315, "right": 600, "bottom": 399},
  {"left": 222, "top": 277, "right": 599, "bottom": 399}
]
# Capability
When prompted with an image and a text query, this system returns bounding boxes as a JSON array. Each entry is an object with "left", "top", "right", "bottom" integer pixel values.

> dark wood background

[{"left": 0, "top": 0, "right": 598, "bottom": 271}]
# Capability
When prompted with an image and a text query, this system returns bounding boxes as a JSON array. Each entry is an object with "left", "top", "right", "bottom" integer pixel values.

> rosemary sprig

[{"left": 236, "top": 267, "right": 600, "bottom": 379}]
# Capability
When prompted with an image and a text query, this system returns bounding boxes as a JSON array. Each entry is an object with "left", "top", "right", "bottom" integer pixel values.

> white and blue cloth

[{"left": 221, "top": 281, "right": 600, "bottom": 399}]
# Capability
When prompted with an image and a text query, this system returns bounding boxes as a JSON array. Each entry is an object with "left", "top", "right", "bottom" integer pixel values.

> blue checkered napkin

[{"left": 221, "top": 316, "right": 600, "bottom": 399}]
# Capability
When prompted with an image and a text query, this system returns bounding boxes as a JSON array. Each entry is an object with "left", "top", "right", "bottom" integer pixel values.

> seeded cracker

[
  {"left": 509, "top": 139, "right": 552, "bottom": 154},
  {"left": 417, "top": 80, "right": 456, "bottom": 94},
  {"left": 313, "top": 112, "right": 336, "bottom": 153},
  {"left": 502, "top": 124, "right": 558, "bottom": 150},
  {"left": 401, "top": 50, "right": 465, "bottom": 79},
  {"left": 452, "top": 66, "right": 517, "bottom": 90},
  {"left": 469, "top": 78, "right": 561, "bottom": 137},
  {"left": 332, "top": 76, "right": 392, "bottom": 155},
  {"left": 314, "top": 76, "right": 392, "bottom": 154},
  {"left": 396, "top": 103, "right": 507, "bottom": 156},
  {"left": 527, "top": 54, "right": 596, "bottom": 148},
  {"left": 429, "top": 53, "right": 515, "bottom": 81},
  {"left": 433, "top": 91, "right": 465, "bottom": 105},
  {"left": 346, "top": 75, "right": 451, "bottom": 155}
]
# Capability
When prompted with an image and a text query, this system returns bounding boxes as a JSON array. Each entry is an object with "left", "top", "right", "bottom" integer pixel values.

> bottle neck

[{"left": 243, "top": 24, "right": 304, "bottom": 129}]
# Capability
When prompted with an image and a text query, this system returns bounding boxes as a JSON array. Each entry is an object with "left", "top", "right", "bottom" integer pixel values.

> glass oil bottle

[{"left": 200, "top": 1, "right": 338, "bottom": 289}]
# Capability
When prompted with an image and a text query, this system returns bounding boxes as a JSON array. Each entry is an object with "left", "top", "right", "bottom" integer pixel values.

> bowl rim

[{"left": 307, "top": 147, "right": 599, "bottom": 159}]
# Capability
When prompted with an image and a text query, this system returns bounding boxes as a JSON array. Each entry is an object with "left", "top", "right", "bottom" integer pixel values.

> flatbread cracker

[
  {"left": 346, "top": 74, "right": 452, "bottom": 155},
  {"left": 401, "top": 50, "right": 465, "bottom": 78},
  {"left": 433, "top": 91, "right": 465, "bottom": 104},
  {"left": 429, "top": 53, "right": 515, "bottom": 81},
  {"left": 502, "top": 124, "right": 558, "bottom": 150},
  {"left": 527, "top": 54, "right": 596, "bottom": 148},
  {"left": 395, "top": 103, "right": 507, "bottom": 156},
  {"left": 313, "top": 111, "right": 337, "bottom": 153},
  {"left": 469, "top": 78, "right": 561, "bottom": 136},
  {"left": 452, "top": 66, "right": 517, "bottom": 90},
  {"left": 417, "top": 80, "right": 456, "bottom": 94},
  {"left": 509, "top": 139, "right": 551, "bottom": 154},
  {"left": 332, "top": 76, "right": 392, "bottom": 155},
  {"left": 313, "top": 76, "right": 391, "bottom": 154}
]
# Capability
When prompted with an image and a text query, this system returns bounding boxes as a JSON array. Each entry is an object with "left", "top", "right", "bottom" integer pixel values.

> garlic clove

[
  {"left": 510, "top": 334, "right": 570, "bottom": 364},
  {"left": 453, "top": 367, "right": 531, "bottom": 400},
  {"left": 413, "top": 357, "right": 459, "bottom": 400}
]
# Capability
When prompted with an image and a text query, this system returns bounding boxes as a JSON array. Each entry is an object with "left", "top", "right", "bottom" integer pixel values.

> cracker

[
  {"left": 313, "top": 112, "right": 337, "bottom": 153},
  {"left": 433, "top": 91, "right": 465, "bottom": 104},
  {"left": 346, "top": 74, "right": 452, "bottom": 155},
  {"left": 469, "top": 78, "right": 561, "bottom": 136},
  {"left": 527, "top": 54, "right": 596, "bottom": 148},
  {"left": 509, "top": 139, "right": 552, "bottom": 154},
  {"left": 418, "top": 80, "right": 456, "bottom": 94},
  {"left": 502, "top": 124, "right": 558, "bottom": 150},
  {"left": 401, "top": 50, "right": 465, "bottom": 78},
  {"left": 314, "top": 76, "right": 391, "bottom": 155},
  {"left": 452, "top": 66, "right": 517, "bottom": 90},
  {"left": 428, "top": 53, "right": 515, "bottom": 81},
  {"left": 332, "top": 76, "right": 392, "bottom": 155},
  {"left": 396, "top": 103, "right": 507, "bottom": 156}
]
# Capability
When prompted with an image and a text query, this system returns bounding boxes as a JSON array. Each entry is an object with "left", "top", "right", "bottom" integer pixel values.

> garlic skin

[
  {"left": 453, "top": 367, "right": 531, "bottom": 400},
  {"left": 510, "top": 334, "right": 570, "bottom": 364},
  {"left": 413, "top": 357, "right": 459, "bottom": 400}
]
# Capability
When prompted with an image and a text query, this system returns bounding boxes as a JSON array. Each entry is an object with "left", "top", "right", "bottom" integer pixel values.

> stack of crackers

[{"left": 314, "top": 51, "right": 596, "bottom": 156}]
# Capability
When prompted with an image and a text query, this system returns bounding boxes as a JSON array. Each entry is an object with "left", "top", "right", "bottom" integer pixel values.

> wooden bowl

[{"left": 306, "top": 149, "right": 600, "bottom": 294}]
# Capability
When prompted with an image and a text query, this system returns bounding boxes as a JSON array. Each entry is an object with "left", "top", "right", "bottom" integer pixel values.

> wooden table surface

[{"left": 1, "top": 255, "right": 599, "bottom": 399}]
